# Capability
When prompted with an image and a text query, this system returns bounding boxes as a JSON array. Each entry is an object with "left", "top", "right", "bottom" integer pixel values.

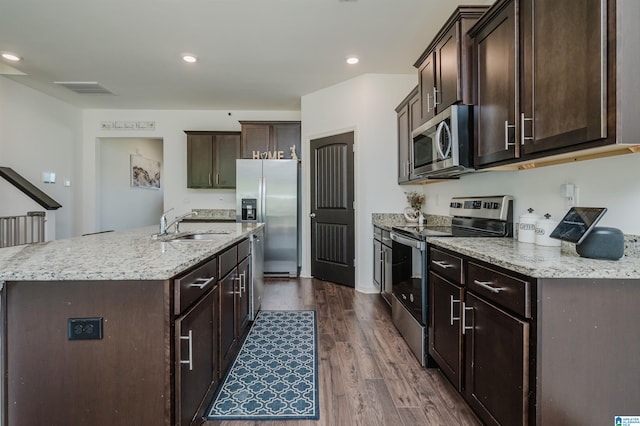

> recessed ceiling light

[
  {"left": 346, "top": 56, "right": 359, "bottom": 65},
  {"left": 1, "top": 52, "right": 21, "bottom": 62},
  {"left": 182, "top": 54, "right": 197, "bottom": 63}
]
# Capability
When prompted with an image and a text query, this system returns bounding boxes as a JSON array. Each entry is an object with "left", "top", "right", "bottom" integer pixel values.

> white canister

[
  {"left": 535, "top": 213, "right": 561, "bottom": 247},
  {"left": 518, "top": 208, "right": 540, "bottom": 243}
]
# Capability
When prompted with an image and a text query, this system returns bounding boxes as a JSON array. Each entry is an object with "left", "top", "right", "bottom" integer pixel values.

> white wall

[
  {"left": 301, "top": 74, "right": 421, "bottom": 292},
  {"left": 82, "top": 110, "right": 300, "bottom": 234},
  {"left": 420, "top": 152, "right": 640, "bottom": 234},
  {"left": 0, "top": 76, "right": 81, "bottom": 239},
  {"left": 99, "top": 138, "right": 164, "bottom": 231}
]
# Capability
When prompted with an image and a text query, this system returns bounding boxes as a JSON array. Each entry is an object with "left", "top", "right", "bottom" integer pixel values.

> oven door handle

[{"left": 390, "top": 232, "right": 426, "bottom": 251}]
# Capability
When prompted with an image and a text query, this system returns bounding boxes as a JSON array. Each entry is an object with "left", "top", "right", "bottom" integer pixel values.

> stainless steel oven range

[{"left": 390, "top": 195, "right": 513, "bottom": 367}]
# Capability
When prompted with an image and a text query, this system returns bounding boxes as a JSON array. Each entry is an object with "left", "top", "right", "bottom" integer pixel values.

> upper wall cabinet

[
  {"left": 414, "top": 6, "right": 489, "bottom": 127},
  {"left": 185, "top": 131, "right": 240, "bottom": 189},
  {"left": 396, "top": 86, "right": 420, "bottom": 184},
  {"left": 471, "top": 0, "right": 639, "bottom": 169},
  {"left": 239, "top": 121, "right": 301, "bottom": 160}
]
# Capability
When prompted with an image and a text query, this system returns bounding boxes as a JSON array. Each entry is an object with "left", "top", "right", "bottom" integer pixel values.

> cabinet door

[
  {"left": 236, "top": 256, "right": 251, "bottom": 336},
  {"left": 464, "top": 292, "right": 529, "bottom": 426},
  {"left": 418, "top": 53, "right": 436, "bottom": 124},
  {"left": 175, "top": 290, "right": 215, "bottom": 426},
  {"left": 373, "top": 238, "right": 382, "bottom": 290},
  {"left": 428, "top": 272, "right": 463, "bottom": 391},
  {"left": 187, "top": 134, "right": 214, "bottom": 188},
  {"left": 381, "top": 243, "right": 392, "bottom": 300},
  {"left": 474, "top": 1, "right": 519, "bottom": 167},
  {"left": 436, "top": 23, "right": 461, "bottom": 112},
  {"left": 214, "top": 134, "right": 240, "bottom": 188},
  {"left": 272, "top": 122, "right": 301, "bottom": 159},
  {"left": 520, "top": 0, "right": 606, "bottom": 155},
  {"left": 219, "top": 269, "right": 237, "bottom": 377},
  {"left": 241, "top": 123, "right": 271, "bottom": 158},
  {"left": 397, "top": 101, "right": 411, "bottom": 183}
]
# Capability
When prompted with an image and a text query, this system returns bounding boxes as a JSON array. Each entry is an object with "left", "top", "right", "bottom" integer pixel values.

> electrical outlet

[{"left": 68, "top": 317, "right": 103, "bottom": 340}]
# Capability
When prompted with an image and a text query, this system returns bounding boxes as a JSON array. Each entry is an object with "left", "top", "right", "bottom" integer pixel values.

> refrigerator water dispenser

[{"left": 241, "top": 198, "right": 257, "bottom": 221}]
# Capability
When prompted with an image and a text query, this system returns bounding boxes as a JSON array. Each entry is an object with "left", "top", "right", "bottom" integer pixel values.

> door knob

[{"left": 309, "top": 213, "right": 316, "bottom": 218}]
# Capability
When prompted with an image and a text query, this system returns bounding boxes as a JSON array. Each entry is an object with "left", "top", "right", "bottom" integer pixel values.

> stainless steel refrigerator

[{"left": 236, "top": 159, "right": 298, "bottom": 277}]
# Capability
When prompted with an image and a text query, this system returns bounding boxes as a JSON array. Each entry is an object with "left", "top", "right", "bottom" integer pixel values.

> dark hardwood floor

[{"left": 204, "top": 278, "right": 481, "bottom": 426}]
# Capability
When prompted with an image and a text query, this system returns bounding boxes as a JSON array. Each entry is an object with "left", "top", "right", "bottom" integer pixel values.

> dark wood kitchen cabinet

[
  {"left": 428, "top": 247, "right": 533, "bottom": 426},
  {"left": 395, "top": 86, "right": 420, "bottom": 183},
  {"left": 470, "top": 0, "right": 609, "bottom": 168},
  {"left": 414, "top": 6, "right": 488, "bottom": 127},
  {"left": 239, "top": 121, "right": 301, "bottom": 160},
  {"left": 218, "top": 239, "right": 251, "bottom": 377},
  {"left": 185, "top": 131, "right": 240, "bottom": 189}
]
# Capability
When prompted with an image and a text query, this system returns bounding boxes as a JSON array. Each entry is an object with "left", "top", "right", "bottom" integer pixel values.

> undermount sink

[{"left": 170, "top": 231, "right": 230, "bottom": 241}]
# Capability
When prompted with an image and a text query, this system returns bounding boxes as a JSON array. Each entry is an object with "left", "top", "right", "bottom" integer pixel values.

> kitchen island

[{"left": 0, "top": 222, "right": 262, "bottom": 426}]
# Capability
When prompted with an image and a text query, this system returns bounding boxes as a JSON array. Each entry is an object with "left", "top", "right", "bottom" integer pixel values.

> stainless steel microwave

[{"left": 411, "top": 105, "right": 474, "bottom": 178}]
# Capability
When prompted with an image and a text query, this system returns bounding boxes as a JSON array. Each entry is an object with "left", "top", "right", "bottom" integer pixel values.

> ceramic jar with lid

[
  {"left": 535, "top": 213, "right": 561, "bottom": 247},
  {"left": 518, "top": 208, "right": 540, "bottom": 243}
]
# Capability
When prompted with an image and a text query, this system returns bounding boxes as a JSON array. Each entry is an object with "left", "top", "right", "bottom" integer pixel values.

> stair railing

[{"left": 0, "top": 211, "right": 46, "bottom": 248}]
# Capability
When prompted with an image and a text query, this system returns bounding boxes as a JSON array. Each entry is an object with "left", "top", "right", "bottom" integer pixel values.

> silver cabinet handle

[
  {"left": 473, "top": 279, "right": 506, "bottom": 294},
  {"left": 433, "top": 87, "right": 440, "bottom": 106},
  {"left": 504, "top": 120, "right": 516, "bottom": 149},
  {"left": 426, "top": 92, "right": 432, "bottom": 112},
  {"left": 240, "top": 272, "right": 246, "bottom": 295},
  {"left": 462, "top": 303, "right": 474, "bottom": 335},
  {"left": 450, "top": 295, "right": 461, "bottom": 326},
  {"left": 187, "top": 276, "right": 215, "bottom": 289},
  {"left": 208, "top": 173, "right": 212, "bottom": 186},
  {"left": 216, "top": 173, "right": 220, "bottom": 185},
  {"left": 521, "top": 113, "right": 533, "bottom": 145},
  {"left": 433, "top": 260, "right": 453, "bottom": 269},
  {"left": 180, "top": 330, "right": 193, "bottom": 371}
]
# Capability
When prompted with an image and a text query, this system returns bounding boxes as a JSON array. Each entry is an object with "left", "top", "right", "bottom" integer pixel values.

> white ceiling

[{"left": 0, "top": 0, "right": 493, "bottom": 110}]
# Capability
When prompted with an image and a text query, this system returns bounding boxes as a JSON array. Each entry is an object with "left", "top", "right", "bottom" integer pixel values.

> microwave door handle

[{"left": 434, "top": 121, "right": 451, "bottom": 159}]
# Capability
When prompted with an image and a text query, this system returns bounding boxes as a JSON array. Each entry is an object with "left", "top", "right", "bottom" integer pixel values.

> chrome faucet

[{"left": 159, "top": 209, "right": 198, "bottom": 235}]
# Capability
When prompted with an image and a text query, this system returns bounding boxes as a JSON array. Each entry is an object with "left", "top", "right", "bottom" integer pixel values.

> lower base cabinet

[{"left": 175, "top": 288, "right": 219, "bottom": 426}]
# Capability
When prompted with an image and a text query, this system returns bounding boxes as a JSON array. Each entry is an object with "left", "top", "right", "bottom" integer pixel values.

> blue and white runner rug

[{"left": 206, "top": 310, "right": 319, "bottom": 420}]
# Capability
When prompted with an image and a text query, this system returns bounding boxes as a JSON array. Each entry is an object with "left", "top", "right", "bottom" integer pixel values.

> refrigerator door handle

[
  {"left": 257, "top": 177, "right": 264, "bottom": 222},
  {"left": 262, "top": 177, "right": 267, "bottom": 225}
]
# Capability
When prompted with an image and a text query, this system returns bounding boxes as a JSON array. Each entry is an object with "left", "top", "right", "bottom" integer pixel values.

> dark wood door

[
  {"left": 473, "top": 1, "right": 519, "bottom": 167},
  {"left": 428, "top": 272, "right": 463, "bottom": 391},
  {"left": 436, "top": 23, "right": 460, "bottom": 112},
  {"left": 520, "top": 0, "right": 607, "bottom": 155},
  {"left": 236, "top": 256, "right": 250, "bottom": 336},
  {"left": 310, "top": 132, "right": 355, "bottom": 287},
  {"left": 186, "top": 134, "right": 213, "bottom": 187},
  {"left": 214, "top": 134, "right": 240, "bottom": 188},
  {"left": 418, "top": 53, "right": 436, "bottom": 124},
  {"left": 219, "top": 268, "right": 237, "bottom": 376},
  {"left": 464, "top": 292, "right": 529, "bottom": 426},
  {"left": 397, "top": 100, "right": 410, "bottom": 183},
  {"left": 175, "top": 289, "right": 215, "bottom": 426},
  {"left": 240, "top": 123, "right": 271, "bottom": 158}
]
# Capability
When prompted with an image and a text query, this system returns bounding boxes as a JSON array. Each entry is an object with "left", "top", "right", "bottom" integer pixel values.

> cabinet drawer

[
  {"left": 219, "top": 245, "right": 238, "bottom": 278},
  {"left": 467, "top": 262, "right": 531, "bottom": 318},
  {"left": 429, "top": 247, "right": 463, "bottom": 284},
  {"left": 237, "top": 238, "right": 250, "bottom": 262},
  {"left": 174, "top": 256, "right": 217, "bottom": 315}
]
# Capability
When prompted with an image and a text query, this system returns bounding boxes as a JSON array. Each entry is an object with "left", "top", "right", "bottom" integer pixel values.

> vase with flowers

[{"left": 404, "top": 191, "right": 425, "bottom": 223}]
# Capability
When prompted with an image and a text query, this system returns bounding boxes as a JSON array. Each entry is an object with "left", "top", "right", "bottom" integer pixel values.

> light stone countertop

[
  {"left": 0, "top": 222, "right": 263, "bottom": 282},
  {"left": 427, "top": 237, "right": 640, "bottom": 280}
]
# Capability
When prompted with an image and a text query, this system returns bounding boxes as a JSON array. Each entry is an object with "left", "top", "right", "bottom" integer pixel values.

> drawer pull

[
  {"left": 433, "top": 260, "right": 454, "bottom": 269},
  {"left": 180, "top": 330, "right": 193, "bottom": 371},
  {"left": 473, "top": 279, "right": 506, "bottom": 294},
  {"left": 188, "top": 276, "right": 215, "bottom": 289},
  {"left": 450, "top": 295, "right": 461, "bottom": 326}
]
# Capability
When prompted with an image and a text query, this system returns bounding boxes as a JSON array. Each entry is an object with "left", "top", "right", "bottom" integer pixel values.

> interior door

[{"left": 310, "top": 132, "right": 355, "bottom": 287}]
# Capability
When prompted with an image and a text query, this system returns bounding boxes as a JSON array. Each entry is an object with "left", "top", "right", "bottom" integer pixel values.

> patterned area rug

[{"left": 206, "top": 310, "right": 319, "bottom": 420}]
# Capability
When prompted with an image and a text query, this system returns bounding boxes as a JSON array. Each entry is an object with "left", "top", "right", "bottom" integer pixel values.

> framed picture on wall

[{"left": 130, "top": 155, "right": 161, "bottom": 189}]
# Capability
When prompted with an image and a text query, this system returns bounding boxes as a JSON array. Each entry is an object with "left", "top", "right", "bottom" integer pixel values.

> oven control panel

[{"left": 449, "top": 195, "right": 513, "bottom": 221}]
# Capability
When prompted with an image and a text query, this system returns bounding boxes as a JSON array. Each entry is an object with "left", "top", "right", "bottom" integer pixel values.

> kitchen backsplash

[{"left": 191, "top": 208, "right": 236, "bottom": 220}]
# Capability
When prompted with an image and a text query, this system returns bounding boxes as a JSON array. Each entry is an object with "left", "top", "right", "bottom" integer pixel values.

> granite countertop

[
  {"left": 0, "top": 222, "right": 263, "bottom": 282},
  {"left": 428, "top": 237, "right": 640, "bottom": 280}
]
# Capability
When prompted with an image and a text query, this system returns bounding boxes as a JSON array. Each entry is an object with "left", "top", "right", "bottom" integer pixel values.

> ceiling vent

[{"left": 53, "top": 81, "right": 115, "bottom": 95}]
